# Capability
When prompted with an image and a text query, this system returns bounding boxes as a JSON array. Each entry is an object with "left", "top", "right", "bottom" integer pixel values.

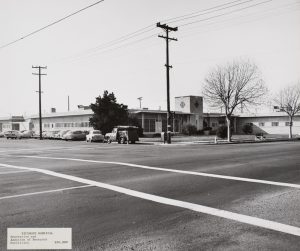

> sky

[{"left": 0, "top": 0, "right": 299, "bottom": 117}]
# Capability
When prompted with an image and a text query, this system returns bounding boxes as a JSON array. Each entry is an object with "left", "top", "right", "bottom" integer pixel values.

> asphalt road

[{"left": 0, "top": 138, "right": 300, "bottom": 250}]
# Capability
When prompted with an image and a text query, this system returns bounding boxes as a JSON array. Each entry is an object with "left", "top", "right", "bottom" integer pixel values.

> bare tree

[
  {"left": 274, "top": 83, "right": 300, "bottom": 138},
  {"left": 203, "top": 60, "right": 267, "bottom": 142}
]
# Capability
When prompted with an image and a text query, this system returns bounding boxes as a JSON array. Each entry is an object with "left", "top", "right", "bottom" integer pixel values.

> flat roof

[
  {"left": 237, "top": 112, "right": 300, "bottom": 118},
  {"left": 130, "top": 109, "right": 193, "bottom": 115},
  {"left": 174, "top": 95, "right": 202, "bottom": 98},
  {"left": 28, "top": 110, "right": 93, "bottom": 119}
]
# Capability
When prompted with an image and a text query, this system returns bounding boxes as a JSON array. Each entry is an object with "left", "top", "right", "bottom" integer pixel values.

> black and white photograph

[{"left": 0, "top": 0, "right": 300, "bottom": 250}]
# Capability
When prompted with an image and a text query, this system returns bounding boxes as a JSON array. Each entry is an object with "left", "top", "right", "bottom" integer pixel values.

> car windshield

[
  {"left": 93, "top": 131, "right": 100, "bottom": 134},
  {"left": 73, "top": 131, "right": 82, "bottom": 134}
]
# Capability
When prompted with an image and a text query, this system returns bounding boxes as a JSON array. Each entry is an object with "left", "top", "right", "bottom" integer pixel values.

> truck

[{"left": 105, "top": 126, "right": 139, "bottom": 144}]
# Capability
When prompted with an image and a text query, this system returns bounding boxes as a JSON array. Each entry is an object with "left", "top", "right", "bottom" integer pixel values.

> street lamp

[{"left": 137, "top": 97, "right": 143, "bottom": 109}]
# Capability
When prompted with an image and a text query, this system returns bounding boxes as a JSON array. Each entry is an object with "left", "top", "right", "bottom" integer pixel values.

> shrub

[
  {"left": 203, "top": 126, "right": 212, "bottom": 131},
  {"left": 242, "top": 123, "right": 253, "bottom": 134},
  {"left": 216, "top": 125, "right": 228, "bottom": 139},
  {"left": 182, "top": 124, "right": 197, "bottom": 135}
]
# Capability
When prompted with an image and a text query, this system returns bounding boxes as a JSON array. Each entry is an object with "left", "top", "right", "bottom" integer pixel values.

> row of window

[
  {"left": 258, "top": 122, "right": 292, "bottom": 127},
  {"left": 43, "top": 122, "right": 91, "bottom": 128}
]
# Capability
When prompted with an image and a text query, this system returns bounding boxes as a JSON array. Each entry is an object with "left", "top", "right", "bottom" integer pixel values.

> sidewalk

[{"left": 138, "top": 134, "right": 300, "bottom": 145}]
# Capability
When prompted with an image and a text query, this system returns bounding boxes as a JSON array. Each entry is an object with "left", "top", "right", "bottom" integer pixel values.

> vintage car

[
  {"left": 19, "top": 130, "right": 34, "bottom": 138},
  {"left": 62, "top": 130, "right": 86, "bottom": 141},
  {"left": 4, "top": 130, "right": 21, "bottom": 139},
  {"left": 105, "top": 126, "right": 139, "bottom": 144},
  {"left": 86, "top": 130, "right": 104, "bottom": 142}
]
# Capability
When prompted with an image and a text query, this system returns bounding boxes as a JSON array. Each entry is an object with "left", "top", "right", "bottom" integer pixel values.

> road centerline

[
  {"left": 20, "top": 155, "right": 300, "bottom": 189},
  {"left": 0, "top": 162, "right": 300, "bottom": 237}
]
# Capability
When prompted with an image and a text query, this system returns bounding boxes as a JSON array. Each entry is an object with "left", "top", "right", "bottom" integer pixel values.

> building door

[
  {"left": 155, "top": 121, "right": 162, "bottom": 133},
  {"left": 12, "top": 123, "right": 20, "bottom": 131}
]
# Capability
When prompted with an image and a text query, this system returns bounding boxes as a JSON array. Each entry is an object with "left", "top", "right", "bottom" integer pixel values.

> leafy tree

[
  {"left": 128, "top": 115, "right": 143, "bottom": 137},
  {"left": 90, "top": 91, "right": 129, "bottom": 134},
  {"left": 274, "top": 83, "right": 300, "bottom": 138},
  {"left": 203, "top": 59, "right": 267, "bottom": 142}
]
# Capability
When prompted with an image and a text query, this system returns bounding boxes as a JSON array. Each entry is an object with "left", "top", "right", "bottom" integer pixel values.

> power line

[
  {"left": 53, "top": 0, "right": 274, "bottom": 65},
  {"left": 70, "top": 0, "right": 272, "bottom": 62},
  {"left": 162, "top": 0, "right": 250, "bottom": 23},
  {"left": 52, "top": 1, "right": 255, "bottom": 64},
  {"left": 61, "top": 33, "right": 158, "bottom": 65},
  {"left": 58, "top": 25, "right": 157, "bottom": 64},
  {"left": 177, "top": 0, "right": 300, "bottom": 38},
  {"left": 178, "top": 0, "right": 273, "bottom": 27},
  {"left": 0, "top": 0, "right": 105, "bottom": 50}
]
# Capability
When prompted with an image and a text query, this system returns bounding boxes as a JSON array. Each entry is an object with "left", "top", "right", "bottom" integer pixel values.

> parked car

[
  {"left": 4, "top": 130, "right": 21, "bottom": 139},
  {"left": 20, "top": 130, "right": 33, "bottom": 139},
  {"left": 105, "top": 126, "right": 139, "bottom": 144},
  {"left": 62, "top": 130, "right": 86, "bottom": 141},
  {"left": 86, "top": 130, "right": 104, "bottom": 142},
  {"left": 49, "top": 130, "right": 60, "bottom": 139},
  {"left": 0, "top": 131, "right": 4, "bottom": 138},
  {"left": 55, "top": 130, "right": 70, "bottom": 140}
]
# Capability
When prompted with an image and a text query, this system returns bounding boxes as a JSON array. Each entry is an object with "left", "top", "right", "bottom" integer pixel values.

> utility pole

[
  {"left": 32, "top": 66, "right": 47, "bottom": 140},
  {"left": 137, "top": 97, "right": 143, "bottom": 109},
  {"left": 157, "top": 22, "right": 177, "bottom": 144}
]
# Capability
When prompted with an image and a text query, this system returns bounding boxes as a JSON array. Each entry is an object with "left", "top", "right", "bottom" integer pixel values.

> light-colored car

[
  {"left": 62, "top": 130, "right": 86, "bottom": 141},
  {"left": 55, "top": 130, "right": 70, "bottom": 140},
  {"left": 4, "top": 130, "right": 21, "bottom": 139},
  {"left": 86, "top": 130, "right": 104, "bottom": 142},
  {"left": 48, "top": 130, "right": 60, "bottom": 139},
  {"left": 20, "top": 130, "right": 33, "bottom": 138}
]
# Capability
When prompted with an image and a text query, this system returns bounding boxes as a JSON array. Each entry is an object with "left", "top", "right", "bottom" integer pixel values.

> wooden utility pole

[
  {"left": 157, "top": 22, "right": 177, "bottom": 143},
  {"left": 32, "top": 66, "right": 47, "bottom": 140}
]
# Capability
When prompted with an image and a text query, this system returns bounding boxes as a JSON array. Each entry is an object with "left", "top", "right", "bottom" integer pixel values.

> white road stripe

[
  {"left": 0, "top": 185, "right": 93, "bottom": 200},
  {"left": 22, "top": 156, "right": 300, "bottom": 189},
  {"left": 0, "top": 145, "right": 136, "bottom": 154},
  {"left": 0, "top": 162, "right": 299, "bottom": 236},
  {"left": 0, "top": 170, "right": 32, "bottom": 175},
  {"left": 0, "top": 146, "right": 74, "bottom": 153}
]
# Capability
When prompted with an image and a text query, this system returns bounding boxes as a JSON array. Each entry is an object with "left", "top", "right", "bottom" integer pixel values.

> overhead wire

[
  {"left": 0, "top": 0, "right": 105, "bottom": 50},
  {"left": 177, "top": 0, "right": 273, "bottom": 27},
  {"left": 54, "top": 0, "right": 263, "bottom": 64},
  {"left": 63, "top": 33, "right": 159, "bottom": 65},
  {"left": 57, "top": 25, "right": 157, "bottom": 64},
  {"left": 51, "top": 0, "right": 290, "bottom": 67},
  {"left": 176, "top": 0, "right": 300, "bottom": 38},
  {"left": 164, "top": 0, "right": 256, "bottom": 24}
]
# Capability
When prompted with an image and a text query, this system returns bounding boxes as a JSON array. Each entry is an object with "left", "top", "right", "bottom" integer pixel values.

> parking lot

[{"left": 0, "top": 138, "right": 300, "bottom": 250}]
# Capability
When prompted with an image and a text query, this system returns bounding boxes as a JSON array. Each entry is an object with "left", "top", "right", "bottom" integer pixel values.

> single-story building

[{"left": 0, "top": 95, "right": 299, "bottom": 136}]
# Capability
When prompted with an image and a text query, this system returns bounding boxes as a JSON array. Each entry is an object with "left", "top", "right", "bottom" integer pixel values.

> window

[
  {"left": 285, "top": 122, "right": 290, "bottom": 126},
  {"left": 259, "top": 122, "right": 265, "bottom": 127},
  {"left": 211, "top": 122, "right": 218, "bottom": 127},
  {"left": 271, "top": 122, "right": 279, "bottom": 126}
]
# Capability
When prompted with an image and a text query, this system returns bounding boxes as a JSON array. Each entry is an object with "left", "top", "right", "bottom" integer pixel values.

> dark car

[
  {"left": 105, "top": 126, "right": 139, "bottom": 144},
  {"left": 62, "top": 130, "right": 86, "bottom": 141}
]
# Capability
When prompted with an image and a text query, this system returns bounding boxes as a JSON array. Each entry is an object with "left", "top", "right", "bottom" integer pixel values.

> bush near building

[
  {"left": 182, "top": 124, "right": 197, "bottom": 135},
  {"left": 216, "top": 125, "right": 228, "bottom": 139},
  {"left": 242, "top": 123, "right": 253, "bottom": 134}
]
